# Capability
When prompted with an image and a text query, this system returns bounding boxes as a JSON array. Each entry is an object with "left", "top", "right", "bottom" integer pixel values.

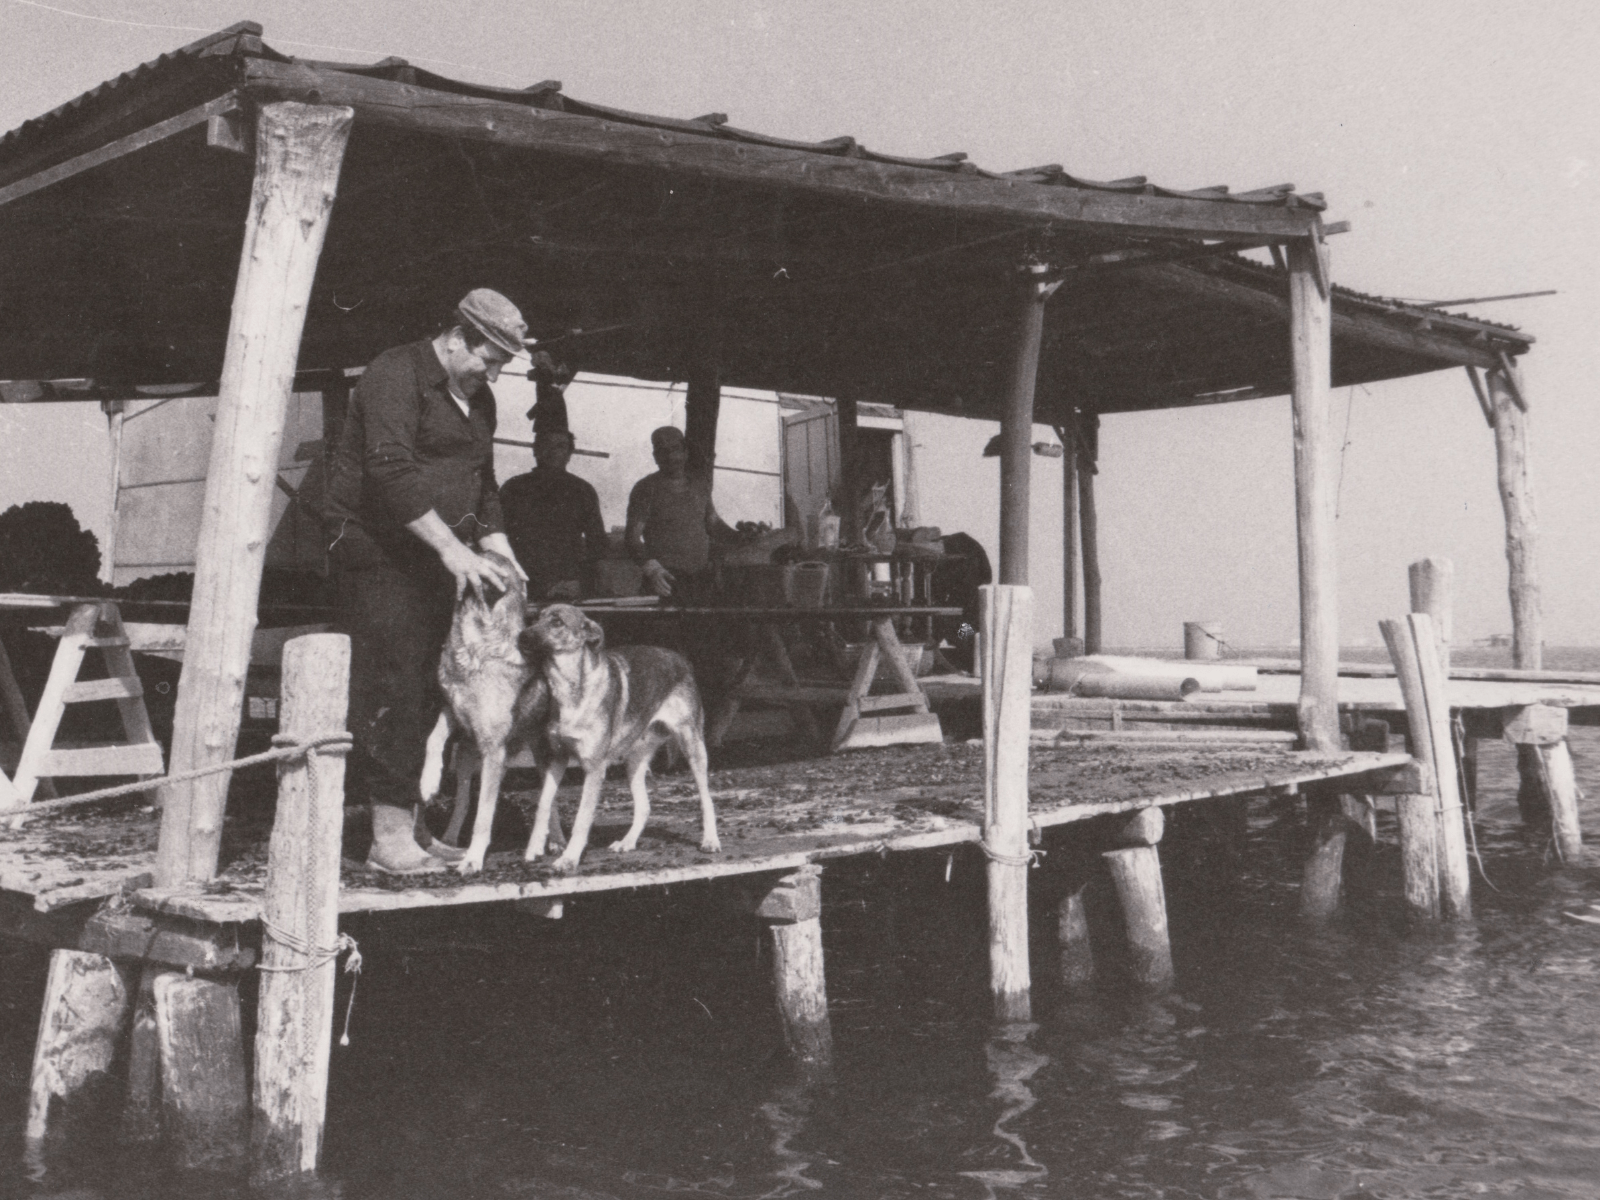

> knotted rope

[
  {"left": 258, "top": 732, "right": 362, "bottom": 1051},
  {"left": 0, "top": 732, "right": 354, "bottom": 821}
]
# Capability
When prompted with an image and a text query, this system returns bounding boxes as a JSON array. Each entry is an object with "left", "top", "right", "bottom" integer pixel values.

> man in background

[
  {"left": 626, "top": 425, "right": 734, "bottom": 605},
  {"left": 501, "top": 427, "right": 608, "bottom": 601}
]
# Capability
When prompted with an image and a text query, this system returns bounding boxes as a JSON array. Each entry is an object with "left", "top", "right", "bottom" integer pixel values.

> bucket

[
  {"left": 1183, "top": 621, "right": 1223, "bottom": 661},
  {"left": 791, "top": 562, "right": 830, "bottom": 608}
]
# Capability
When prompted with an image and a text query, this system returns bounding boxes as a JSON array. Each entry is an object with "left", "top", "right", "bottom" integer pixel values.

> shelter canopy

[{"left": 0, "top": 22, "right": 1531, "bottom": 418}]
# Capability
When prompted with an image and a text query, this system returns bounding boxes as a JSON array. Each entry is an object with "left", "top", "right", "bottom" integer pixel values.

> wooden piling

[
  {"left": 1408, "top": 556, "right": 1454, "bottom": 676},
  {"left": 1505, "top": 705, "right": 1582, "bottom": 861},
  {"left": 981, "top": 583, "right": 1034, "bottom": 1021},
  {"left": 1287, "top": 238, "right": 1339, "bottom": 753},
  {"left": 1103, "top": 806, "right": 1174, "bottom": 995},
  {"left": 119, "top": 968, "right": 162, "bottom": 1143},
  {"left": 252, "top": 633, "right": 352, "bottom": 1182},
  {"left": 1540, "top": 740, "right": 1583, "bottom": 862},
  {"left": 1381, "top": 615, "right": 1471, "bottom": 919},
  {"left": 27, "top": 950, "right": 132, "bottom": 1144},
  {"left": 756, "top": 866, "right": 832, "bottom": 1066},
  {"left": 157, "top": 102, "right": 353, "bottom": 887},
  {"left": 998, "top": 264, "right": 1055, "bottom": 585},
  {"left": 154, "top": 973, "right": 250, "bottom": 1171},
  {"left": 1299, "top": 795, "right": 1349, "bottom": 923}
]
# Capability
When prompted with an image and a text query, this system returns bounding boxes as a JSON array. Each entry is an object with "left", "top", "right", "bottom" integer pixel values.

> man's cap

[
  {"left": 651, "top": 425, "right": 686, "bottom": 451},
  {"left": 456, "top": 288, "right": 529, "bottom": 357}
]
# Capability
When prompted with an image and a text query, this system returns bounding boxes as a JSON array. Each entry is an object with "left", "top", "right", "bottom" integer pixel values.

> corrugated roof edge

[
  {"left": 0, "top": 22, "right": 1327, "bottom": 212},
  {"left": 1207, "top": 255, "right": 1535, "bottom": 348}
]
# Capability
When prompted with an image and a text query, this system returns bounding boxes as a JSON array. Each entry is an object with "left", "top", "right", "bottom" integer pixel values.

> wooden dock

[{"left": 3, "top": 741, "right": 1405, "bottom": 924}]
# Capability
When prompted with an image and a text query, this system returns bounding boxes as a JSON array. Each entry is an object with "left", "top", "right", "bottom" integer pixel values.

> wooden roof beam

[
  {"left": 0, "top": 95, "right": 240, "bottom": 210},
  {"left": 241, "top": 60, "right": 1325, "bottom": 242}
]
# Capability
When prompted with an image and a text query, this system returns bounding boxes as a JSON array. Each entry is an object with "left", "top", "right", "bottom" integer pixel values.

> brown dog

[
  {"left": 518, "top": 604, "right": 721, "bottom": 872},
  {"left": 419, "top": 553, "right": 558, "bottom": 876}
]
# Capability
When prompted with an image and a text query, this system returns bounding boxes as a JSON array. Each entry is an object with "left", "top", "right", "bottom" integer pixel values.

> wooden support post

[
  {"left": 27, "top": 950, "right": 133, "bottom": 1144},
  {"left": 1054, "top": 421, "right": 1081, "bottom": 650},
  {"left": 154, "top": 973, "right": 249, "bottom": 1171},
  {"left": 756, "top": 866, "right": 832, "bottom": 1067},
  {"left": 252, "top": 633, "right": 351, "bottom": 1183},
  {"left": 1103, "top": 807, "right": 1174, "bottom": 992},
  {"left": 1540, "top": 740, "right": 1583, "bottom": 863},
  {"left": 120, "top": 968, "right": 163, "bottom": 1143},
  {"left": 1487, "top": 362, "right": 1540, "bottom": 669},
  {"left": 1408, "top": 556, "right": 1454, "bottom": 676},
  {"left": 1078, "top": 413, "right": 1103, "bottom": 654},
  {"left": 1056, "top": 887, "right": 1095, "bottom": 993},
  {"left": 1381, "top": 615, "right": 1471, "bottom": 919},
  {"left": 1505, "top": 705, "right": 1582, "bottom": 862},
  {"left": 997, "top": 265, "right": 1056, "bottom": 585},
  {"left": 1299, "top": 794, "right": 1376, "bottom": 922},
  {"left": 683, "top": 306, "right": 723, "bottom": 480},
  {"left": 1288, "top": 238, "right": 1339, "bottom": 753},
  {"left": 834, "top": 392, "right": 863, "bottom": 546},
  {"left": 981, "top": 584, "right": 1034, "bottom": 1021},
  {"left": 157, "top": 102, "right": 353, "bottom": 887}
]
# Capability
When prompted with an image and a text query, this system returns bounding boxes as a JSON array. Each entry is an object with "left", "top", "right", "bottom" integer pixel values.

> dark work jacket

[
  {"left": 500, "top": 468, "right": 608, "bottom": 599},
  {"left": 324, "top": 340, "right": 504, "bottom": 573}
]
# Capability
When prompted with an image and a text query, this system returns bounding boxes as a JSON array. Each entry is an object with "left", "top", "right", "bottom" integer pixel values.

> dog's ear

[{"left": 583, "top": 615, "right": 605, "bottom": 648}]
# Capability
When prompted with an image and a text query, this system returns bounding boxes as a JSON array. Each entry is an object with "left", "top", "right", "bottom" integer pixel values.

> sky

[{"left": 0, "top": 0, "right": 1596, "bottom": 648}]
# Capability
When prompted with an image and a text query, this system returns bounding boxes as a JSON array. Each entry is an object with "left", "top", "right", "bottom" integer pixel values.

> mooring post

[
  {"left": 981, "top": 583, "right": 1034, "bottom": 1022},
  {"left": 1504, "top": 704, "right": 1582, "bottom": 862},
  {"left": 997, "top": 263, "right": 1055, "bottom": 585},
  {"left": 1408, "top": 557, "right": 1454, "bottom": 676},
  {"left": 1102, "top": 807, "right": 1175, "bottom": 994},
  {"left": 27, "top": 950, "right": 133, "bottom": 1146},
  {"left": 157, "top": 101, "right": 354, "bottom": 887},
  {"left": 756, "top": 865, "right": 832, "bottom": 1067},
  {"left": 252, "top": 633, "right": 352, "bottom": 1183},
  {"left": 154, "top": 972, "right": 250, "bottom": 1171},
  {"left": 1381, "top": 614, "right": 1471, "bottom": 919}
]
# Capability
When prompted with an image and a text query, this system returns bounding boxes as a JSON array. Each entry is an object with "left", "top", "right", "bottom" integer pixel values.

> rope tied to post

[
  {"left": 0, "top": 732, "right": 354, "bottom": 822},
  {"left": 262, "top": 731, "right": 361, "bottom": 1048},
  {"left": 978, "top": 835, "right": 1045, "bottom": 869}
]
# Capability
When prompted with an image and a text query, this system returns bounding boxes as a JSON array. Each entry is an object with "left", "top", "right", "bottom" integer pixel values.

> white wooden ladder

[{"left": 1, "top": 601, "right": 164, "bottom": 808}]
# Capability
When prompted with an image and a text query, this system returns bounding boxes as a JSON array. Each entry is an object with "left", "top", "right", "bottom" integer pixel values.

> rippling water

[{"left": 5, "top": 649, "right": 1600, "bottom": 1199}]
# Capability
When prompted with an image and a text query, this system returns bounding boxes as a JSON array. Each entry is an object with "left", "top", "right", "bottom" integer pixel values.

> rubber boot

[{"left": 366, "top": 803, "right": 449, "bottom": 874}]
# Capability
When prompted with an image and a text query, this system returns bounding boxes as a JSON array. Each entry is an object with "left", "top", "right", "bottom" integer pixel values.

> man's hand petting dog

[{"left": 520, "top": 603, "right": 721, "bottom": 873}]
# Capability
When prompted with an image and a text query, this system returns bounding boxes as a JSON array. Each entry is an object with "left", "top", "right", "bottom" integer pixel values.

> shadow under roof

[{"left": 0, "top": 22, "right": 1531, "bottom": 420}]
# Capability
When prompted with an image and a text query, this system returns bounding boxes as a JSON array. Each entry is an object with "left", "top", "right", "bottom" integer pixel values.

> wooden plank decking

[{"left": 0, "top": 742, "right": 1407, "bottom": 923}]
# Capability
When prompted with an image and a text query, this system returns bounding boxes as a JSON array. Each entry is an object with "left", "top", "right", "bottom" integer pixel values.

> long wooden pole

[
  {"left": 1487, "top": 362, "right": 1540, "bottom": 670},
  {"left": 998, "top": 265, "right": 1056, "bottom": 586},
  {"left": 982, "top": 583, "right": 1034, "bottom": 1021},
  {"left": 252, "top": 633, "right": 351, "bottom": 1182},
  {"left": 156, "top": 102, "right": 353, "bottom": 887},
  {"left": 1408, "top": 556, "right": 1454, "bottom": 677},
  {"left": 683, "top": 303, "right": 723, "bottom": 480},
  {"left": 1288, "top": 238, "right": 1339, "bottom": 752},
  {"left": 1078, "top": 412, "right": 1103, "bottom": 653},
  {"left": 1054, "top": 421, "right": 1080, "bottom": 648}
]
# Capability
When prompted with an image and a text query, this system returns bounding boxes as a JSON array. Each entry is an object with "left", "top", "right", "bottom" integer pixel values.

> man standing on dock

[{"left": 325, "top": 288, "right": 529, "bottom": 873}]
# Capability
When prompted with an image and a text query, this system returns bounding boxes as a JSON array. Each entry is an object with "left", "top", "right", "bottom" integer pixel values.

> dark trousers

[{"left": 334, "top": 559, "right": 454, "bottom": 812}]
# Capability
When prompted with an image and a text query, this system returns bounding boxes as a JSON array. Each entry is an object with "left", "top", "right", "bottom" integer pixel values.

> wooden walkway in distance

[{"left": 0, "top": 742, "right": 1408, "bottom": 924}]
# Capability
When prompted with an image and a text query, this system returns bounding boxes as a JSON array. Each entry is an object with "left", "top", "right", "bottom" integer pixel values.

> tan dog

[
  {"left": 518, "top": 604, "right": 721, "bottom": 872},
  {"left": 419, "top": 552, "right": 559, "bottom": 876}
]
